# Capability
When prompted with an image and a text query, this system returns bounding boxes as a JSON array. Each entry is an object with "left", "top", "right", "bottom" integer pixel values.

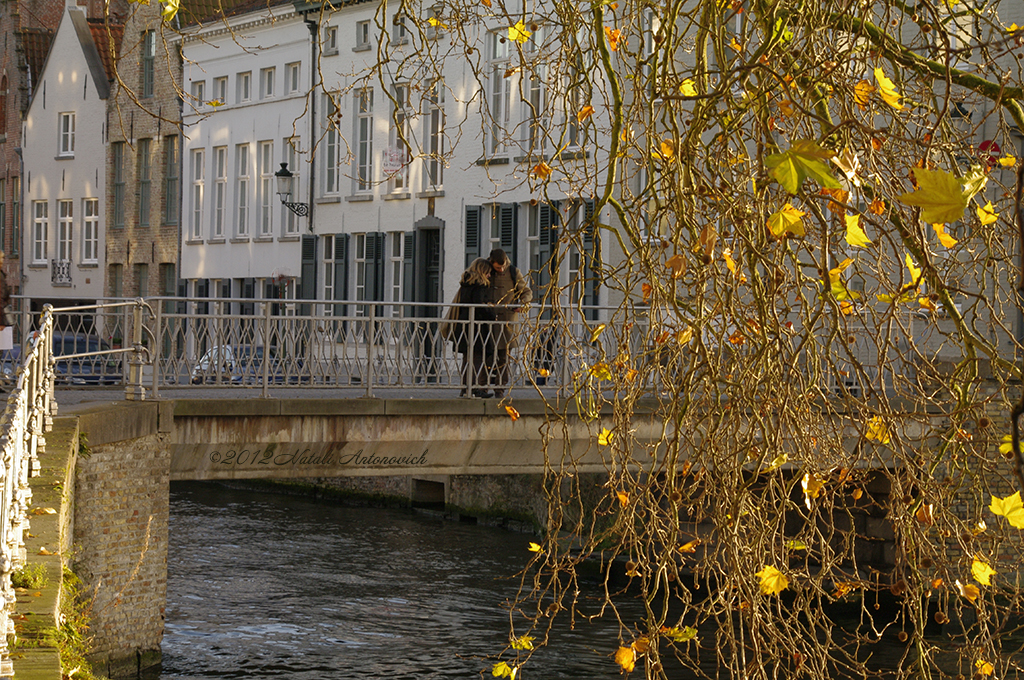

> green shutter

[
  {"left": 499, "top": 203, "right": 518, "bottom": 265},
  {"left": 333, "top": 233, "right": 349, "bottom": 317},
  {"left": 465, "top": 205, "right": 482, "bottom": 267},
  {"left": 402, "top": 231, "right": 416, "bottom": 315},
  {"left": 299, "top": 234, "right": 317, "bottom": 300},
  {"left": 582, "top": 200, "right": 599, "bottom": 319}
]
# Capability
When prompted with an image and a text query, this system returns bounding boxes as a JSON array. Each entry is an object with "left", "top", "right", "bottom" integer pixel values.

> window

[
  {"left": 237, "top": 72, "right": 251, "bottom": 103},
  {"left": 524, "top": 69, "right": 547, "bottom": 155},
  {"left": 57, "top": 200, "right": 72, "bottom": 262},
  {"left": 425, "top": 81, "right": 445, "bottom": 190},
  {"left": 389, "top": 232, "right": 404, "bottom": 312},
  {"left": 485, "top": 33, "right": 509, "bottom": 155},
  {"left": 389, "top": 84, "right": 410, "bottom": 191},
  {"left": 141, "top": 30, "right": 155, "bottom": 98},
  {"left": 394, "top": 15, "right": 408, "bottom": 42},
  {"left": 58, "top": 112, "right": 75, "bottom": 156},
  {"left": 0, "top": 179, "right": 6, "bottom": 250},
  {"left": 112, "top": 141, "right": 125, "bottom": 228},
  {"left": 213, "top": 77, "right": 228, "bottom": 105},
  {"left": 31, "top": 200, "right": 47, "bottom": 264},
  {"left": 11, "top": 177, "right": 19, "bottom": 257},
  {"left": 355, "top": 88, "right": 374, "bottom": 192},
  {"left": 324, "top": 94, "right": 341, "bottom": 194},
  {"left": 110, "top": 263, "right": 123, "bottom": 298},
  {"left": 425, "top": 5, "right": 444, "bottom": 38},
  {"left": 137, "top": 139, "right": 151, "bottom": 227},
  {"left": 135, "top": 263, "right": 149, "bottom": 297},
  {"left": 356, "top": 21, "right": 370, "bottom": 48},
  {"left": 324, "top": 26, "right": 338, "bottom": 54},
  {"left": 190, "top": 148, "right": 205, "bottom": 240},
  {"left": 285, "top": 63, "right": 301, "bottom": 94},
  {"left": 164, "top": 135, "right": 180, "bottom": 225},
  {"left": 191, "top": 80, "right": 206, "bottom": 106},
  {"left": 260, "top": 67, "right": 275, "bottom": 99},
  {"left": 212, "top": 146, "right": 227, "bottom": 239},
  {"left": 257, "top": 141, "right": 273, "bottom": 236},
  {"left": 565, "top": 56, "right": 586, "bottom": 149},
  {"left": 355, "top": 233, "right": 367, "bottom": 305},
  {"left": 283, "top": 138, "right": 300, "bottom": 235},
  {"left": 82, "top": 198, "right": 98, "bottom": 264},
  {"left": 235, "top": 144, "right": 250, "bottom": 237},
  {"left": 0, "top": 76, "right": 7, "bottom": 136},
  {"left": 353, "top": 232, "right": 384, "bottom": 314}
]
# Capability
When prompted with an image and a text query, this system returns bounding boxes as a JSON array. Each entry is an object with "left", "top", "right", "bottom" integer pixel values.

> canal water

[{"left": 158, "top": 482, "right": 633, "bottom": 679}]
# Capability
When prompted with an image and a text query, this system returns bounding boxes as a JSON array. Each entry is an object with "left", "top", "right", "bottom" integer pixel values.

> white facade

[
  {"left": 21, "top": 7, "right": 109, "bottom": 302},
  {"left": 178, "top": 0, "right": 612, "bottom": 314},
  {"left": 180, "top": 6, "right": 311, "bottom": 300}
]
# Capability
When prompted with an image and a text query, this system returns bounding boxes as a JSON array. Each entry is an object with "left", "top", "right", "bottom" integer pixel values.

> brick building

[{"left": 104, "top": 0, "right": 181, "bottom": 300}]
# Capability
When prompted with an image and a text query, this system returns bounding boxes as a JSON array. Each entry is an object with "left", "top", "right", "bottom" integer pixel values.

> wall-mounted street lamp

[{"left": 275, "top": 162, "right": 310, "bottom": 217}]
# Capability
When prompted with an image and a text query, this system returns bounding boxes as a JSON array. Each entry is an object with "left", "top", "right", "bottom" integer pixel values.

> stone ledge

[{"left": 70, "top": 401, "right": 160, "bottom": 447}]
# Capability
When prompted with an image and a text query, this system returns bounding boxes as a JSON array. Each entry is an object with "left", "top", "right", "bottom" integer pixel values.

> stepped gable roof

[
  {"left": 87, "top": 19, "right": 123, "bottom": 83},
  {"left": 178, "top": 0, "right": 297, "bottom": 28},
  {"left": 18, "top": 28, "right": 54, "bottom": 88}
]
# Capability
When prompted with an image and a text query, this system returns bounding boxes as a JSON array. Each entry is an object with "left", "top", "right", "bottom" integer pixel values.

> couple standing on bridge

[{"left": 445, "top": 248, "right": 532, "bottom": 398}]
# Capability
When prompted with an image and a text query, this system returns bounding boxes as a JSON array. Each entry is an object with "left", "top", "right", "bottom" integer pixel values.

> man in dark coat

[{"left": 484, "top": 248, "right": 532, "bottom": 397}]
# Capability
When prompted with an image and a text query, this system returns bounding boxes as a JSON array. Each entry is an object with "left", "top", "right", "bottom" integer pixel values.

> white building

[
  {"left": 21, "top": 6, "right": 116, "bottom": 306},
  {"left": 178, "top": 0, "right": 611, "bottom": 319}
]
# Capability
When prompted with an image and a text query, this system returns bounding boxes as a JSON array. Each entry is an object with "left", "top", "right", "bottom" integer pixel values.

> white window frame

[
  {"left": 213, "top": 77, "right": 228, "bottom": 105},
  {"left": 354, "top": 233, "right": 367, "bottom": 308},
  {"left": 323, "top": 234, "right": 337, "bottom": 316},
  {"left": 389, "top": 231, "right": 404, "bottom": 315},
  {"left": 32, "top": 200, "right": 48, "bottom": 264},
  {"left": 260, "top": 67, "right": 275, "bottom": 99},
  {"left": 82, "top": 198, "right": 98, "bottom": 264},
  {"left": 57, "top": 199, "right": 73, "bottom": 262},
  {"left": 355, "top": 88, "right": 374, "bottom": 193},
  {"left": 356, "top": 21, "right": 370, "bottom": 49},
  {"left": 190, "top": 148, "right": 205, "bottom": 241},
  {"left": 425, "top": 81, "right": 445, "bottom": 191},
  {"left": 58, "top": 112, "right": 75, "bottom": 157},
  {"left": 191, "top": 80, "right": 206, "bottom": 107},
  {"left": 257, "top": 141, "right": 274, "bottom": 237},
  {"left": 485, "top": 32, "right": 510, "bottom": 156},
  {"left": 236, "top": 144, "right": 250, "bottom": 237},
  {"left": 324, "top": 94, "right": 341, "bottom": 195},
  {"left": 389, "top": 84, "right": 410, "bottom": 192},
  {"left": 523, "top": 67, "right": 548, "bottom": 155},
  {"left": 324, "top": 26, "right": 339, "bottom": 54},
  {"left": 285, "top": 63, "right": 301, "bottom": 94},
  {"left": 212, "top": 146, "right": 227, "bottom": 239},
  {"left": 237, "top": 72, "right": 252, "bottom": 103}
]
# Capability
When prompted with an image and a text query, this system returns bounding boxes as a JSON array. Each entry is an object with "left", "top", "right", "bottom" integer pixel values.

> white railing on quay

[{"left": 0, "top": 304, "right": 56, "bottom": 678}]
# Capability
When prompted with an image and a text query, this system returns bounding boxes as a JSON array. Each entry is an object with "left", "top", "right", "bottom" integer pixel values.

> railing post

[
  {"left": 365, "top": 306, "right": 376, "bottom": 398},
  {"left": 467, "top": 306, "right": 476, "bottom": 394},
  {"left": 151, "top": 298, "right": 162, "bottom": 400},
  {"left": 125, "top": 298, "right": 146, "bottom": 401},
  {"left": 262, "top": 300, "right": 272, "bottom": 398}
]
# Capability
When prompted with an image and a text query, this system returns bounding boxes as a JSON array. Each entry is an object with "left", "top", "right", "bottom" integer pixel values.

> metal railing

[{"left": 0, "top": 305, "right": 55, "bottom": 677}]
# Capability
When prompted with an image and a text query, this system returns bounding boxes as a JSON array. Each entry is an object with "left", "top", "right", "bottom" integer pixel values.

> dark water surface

[{"left": 159, "top": 482, "right": 630, "bottom": 679}]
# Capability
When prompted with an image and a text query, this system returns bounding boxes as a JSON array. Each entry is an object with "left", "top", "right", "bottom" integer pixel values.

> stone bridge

[{"left": 27, "top": 395, "right": 663, "bottom": 679}]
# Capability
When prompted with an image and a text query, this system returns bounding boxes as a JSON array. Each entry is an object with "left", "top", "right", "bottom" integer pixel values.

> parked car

[
  {"left": 50, "top": 332, "right": 123, "bottom": 385},
  {"left": 191, "top": 345, "right": 278, "bottom": 385}
]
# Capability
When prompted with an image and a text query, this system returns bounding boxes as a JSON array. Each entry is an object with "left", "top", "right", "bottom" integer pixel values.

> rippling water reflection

[{"left": 160, "top": 482, "right": 631, "bottom": 679}]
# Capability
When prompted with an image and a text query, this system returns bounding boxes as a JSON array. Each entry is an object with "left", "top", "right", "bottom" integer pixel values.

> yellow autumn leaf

[
  {"left": 972, "top": 556, "right": 996, "bottom": 586},
  {"left": 755, "top": 565, "right": 789, "bottom": 596},
  {"left": 161, "top": 0, "right": 179, "bottom": 20},
  {"left": 604, "top": 27, "right": 623, "bottom": 51},
  {"left": 932, "top": 223, "right": 958, "bottom": 247},
  {"left": 990, "top": 490, "right": 1024, "bottom": 529},
  {"left": 728, "top": 36, "right": 742, "bottom": 52},
  {"left": 956, "top": 579, "right": 980, "bottom": 603},
  {"left": 675, "top": 327, "right": 693, "bottom": 344},
  {"left": 977, "top": 201, "right": 999, "bottom": 226},
  {"left": 844, "top": 214, "right": 872, "bottom": 248},
  {"left": 577, "top": 105, "right": 595, "bottom": 122},
  {"left": 679, "top": 79, "right": 697, "bottom": 96},
  {"left": 999, "top": 434, "right": 1014, "bottom": 456},
  {"left": 537, "top": 368, "right": 550, "bottom": 377},
  {"left": 828, "top": 258, "right": 860, "bottom": 301},
  {"left": 527, "top": 541, "right": 542, "bottom": 552},
  {"left": 767, "top": 203, "right": 806, "bottom": 239},
  {"left": 599, "top": 428, "right": 615, "bottom": 446},
  {"left": 208, "top": 99, "right": 224, "bottom": 107},
  {"left": 802, "top": 472, "right": 826, "bottom": 509},
  {"left": 666, "top": 254, "right": 686, "bottom": 279},
  {"left": 976, "top": 659, "right": 995, "bottom": 676},
  {"left": 918, "top": 297, "right": 937, "bottom": 314},
  {"left": 722, "top": 248, "right": 739, "bottom": 274},
  {"left": 660, "top": 625, "right": 697, "bottom": 642},
  {"left": 492, "top": 661, "right": 518, "bottom": 679},
  {"left": 511, "top": 635, "right": 535, "bottom": 650},
  {"left": 589, "top": 324, "right": 607, "bottom": 343},
  {"left": 898, "top": 167, "right": 968, "bottom": 224},
  {"left": 677, "top": 538, "right": 701, "bottom": 553},
  {"left": 785, "top": 539, "right": 808, "bottom": 550},
  {"left": 905, "top": 253, "right": 922, "bottom": 285},
  {"left": 999, "top": 156, "right": 1016, "bottom": 167},
  {"left": 427, "top": 16, "right": 448, "bottom": 29},
  {"left": 657, "top": 139, "right": 675, "bottom": 160},
  {"left": 765, "top": 452, "right": 788, "bottom": 472},
  {"left": 591, "top": 363, "right": 612, "bottom": 381},
  {"left": 854, "top": 80, "right": 875, "bottom": 110},
  {"left": 873, "top": 67, "right": 903, "bottom": 110},
  {"left": 504, "top": 405, "right": 520, "bottom": 421},
  {"left": 508, "top": 21, "right": 532, "bottom": 43},
  {"left": 614, "top": 646, "right": 636, "bottom": 672},
  {"left": 531, "top": 162, "right": 553, "bottom": 180},
  {"left": 865, "top": 416, "right": 891, "bottom": 444}
]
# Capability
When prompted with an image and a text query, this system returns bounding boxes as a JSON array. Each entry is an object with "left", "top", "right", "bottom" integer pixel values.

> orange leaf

[
  {"left": 641, "top": 282, "right": 652, "bottom": 302},
  {"left": 577, "top": 105, "right": 595, "bottom": 122},
  {"left": 869, "top": 198, "right": 885, "bottom": 215},
  {"left": 531, "top": 162, "right": 553, "bottom": 180},
  {"left": 505, "top": 405, "right": 520, "bottom": 421},
  {"left": 614, "top": 646, "right": 636, "bottom": 672},
  {"left": 677, "top": 538, "right": 701, "bottom": 553},
  {"left": 616, "top": 491, "right": 629, "bottom": 507},
  {"left": 604, "top": 27, "right": 623, "bottom": 51},
  {"left": 666, "top": 254, "right": 687, "bottom": 278}
]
